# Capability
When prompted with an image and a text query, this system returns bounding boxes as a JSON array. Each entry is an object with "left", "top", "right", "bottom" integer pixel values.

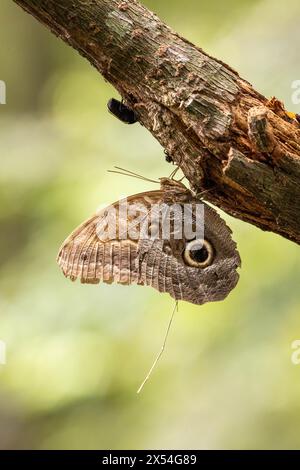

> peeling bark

[{"left": 12, "top": 0, "right": 300, "bottom": 244}]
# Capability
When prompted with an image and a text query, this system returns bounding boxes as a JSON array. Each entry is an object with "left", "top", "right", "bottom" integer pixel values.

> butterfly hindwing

[{"left": 135, "top": 201, "right": 240, "bottom": 304}]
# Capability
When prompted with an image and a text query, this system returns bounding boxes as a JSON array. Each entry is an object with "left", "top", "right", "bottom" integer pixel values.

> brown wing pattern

[
  {"left": 57, "top": 191, "right": 163, "bottom": 285},
  {"left": 57, "top": 181, "right": 240, "bottom": 305},
  {"left": 136, "top": 202, "right": 240, "bottom": 305}
]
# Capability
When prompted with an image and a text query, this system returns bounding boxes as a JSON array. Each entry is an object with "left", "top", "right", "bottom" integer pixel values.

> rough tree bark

[{"left": 12, "top": 0, "right": 300, "bottom": 244}]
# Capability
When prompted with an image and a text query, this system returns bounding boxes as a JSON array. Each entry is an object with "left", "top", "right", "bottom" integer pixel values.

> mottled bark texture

[{"left": 13, "top": 0, "right": 300, "bottom": 244}]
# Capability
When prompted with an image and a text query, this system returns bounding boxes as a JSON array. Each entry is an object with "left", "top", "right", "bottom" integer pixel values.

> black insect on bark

[
  {"left": 164, "top": 150, "right": 174, "bottom": 164},
  {"left": 107, "top": 98, "right": 138, "bottom": 124}
]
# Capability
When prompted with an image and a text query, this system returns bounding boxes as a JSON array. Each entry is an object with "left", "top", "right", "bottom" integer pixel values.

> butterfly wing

[
  {"left": 58, "top": 190, "right": 240, "bottom": 305},
  {"left": 136, "top": 202, "right": 241, "bottom": 305},
  {"left": 57, "top": 191, "right": 163, "bottom": 285}
]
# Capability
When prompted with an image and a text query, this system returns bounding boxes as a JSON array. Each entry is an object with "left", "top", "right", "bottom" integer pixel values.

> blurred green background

[{"left": 0, "top": 0, "right": 300, "bottom": 450}]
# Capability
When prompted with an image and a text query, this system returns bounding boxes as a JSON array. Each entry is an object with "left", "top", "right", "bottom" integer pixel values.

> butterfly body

[{"left": 57, "top": 179, "right": 240, "bottom": 305}]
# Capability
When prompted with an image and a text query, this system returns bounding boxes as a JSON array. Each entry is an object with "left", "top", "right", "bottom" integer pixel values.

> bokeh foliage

[{"left": 0, "top": 0, "right": 300, "bottom": 449}]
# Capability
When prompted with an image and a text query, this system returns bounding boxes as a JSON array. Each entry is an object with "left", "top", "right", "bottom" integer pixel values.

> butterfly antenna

[
  {"left": 195, "top": 186, "right": 216, "bottom": 198},
  {"left": 168, "top": 166, "right": 180, "bottom": 180},
  {"left": 137, "top": 301, "right": 178, "bottom": 394},
  {"left": 108, "top": 166, "right": 159, "bottom": 184}
]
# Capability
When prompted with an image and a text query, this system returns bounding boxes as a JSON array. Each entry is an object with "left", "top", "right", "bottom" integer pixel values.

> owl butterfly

[{"left": 57, "top": 177, "right": 240, "bottom": 305}]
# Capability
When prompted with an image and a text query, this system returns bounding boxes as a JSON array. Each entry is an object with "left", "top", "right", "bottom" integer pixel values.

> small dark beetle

[
  {"left": 164, "top": 150, "right": 174, "bottom": 164},
  {"left": 107, "top": 98, "right": 138, "bottom": 124}
]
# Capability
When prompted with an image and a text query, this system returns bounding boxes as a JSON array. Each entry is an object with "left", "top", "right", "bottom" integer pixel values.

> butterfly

[{"left": 57, "top": 175, "right": 240, "bottom": 305}]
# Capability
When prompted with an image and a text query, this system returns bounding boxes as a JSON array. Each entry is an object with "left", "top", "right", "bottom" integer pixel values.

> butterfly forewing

[{"left": 57, "top": 191, "right": 163, "bottom": 285}]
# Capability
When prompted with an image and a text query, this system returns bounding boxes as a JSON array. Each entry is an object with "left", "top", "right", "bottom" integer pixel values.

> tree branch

[{"left": 12, "top": 0, "right": 300, "bottom": 244}]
